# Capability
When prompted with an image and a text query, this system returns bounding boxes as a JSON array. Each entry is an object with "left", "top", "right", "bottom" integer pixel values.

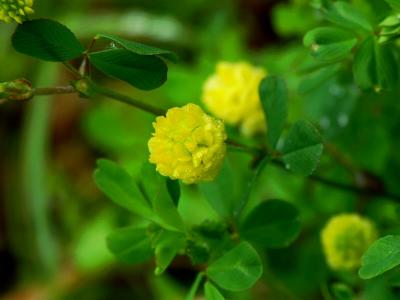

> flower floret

[
  {"left": 0, "top": 0, "right": 34, "bottom": 24},
  {"left": 321, "top": 214, "right": 377, "bottom": 270},
  {"left": 148, "top": 103, "right": 227, "bottom": 184}
]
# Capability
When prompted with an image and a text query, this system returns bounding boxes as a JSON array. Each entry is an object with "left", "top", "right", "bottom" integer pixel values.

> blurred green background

[{"left": 1, "top": 0, "right": 400, "bottom": 299}]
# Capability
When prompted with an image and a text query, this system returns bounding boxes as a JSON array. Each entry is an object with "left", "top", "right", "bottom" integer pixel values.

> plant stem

[
  {"left": 34, "top": 86, "right": 76, "bottom": 96},
  {"left": 270, "top": 160, "right": 400, "bottom": 202},
  {"left": 17, "top": 79, "right": 400, "bottom": 203},
  {"left": 89, "top": 82, "right": 167, "bottom": 116},
  {"left": 226, "top": 138, "right": 262, "bottom": 155}
]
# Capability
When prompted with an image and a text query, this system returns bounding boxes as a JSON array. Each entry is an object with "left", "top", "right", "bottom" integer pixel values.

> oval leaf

[
  {"left": 96, "top": 33, "right": 178, "bottom": 62},
  {"left": 282, "top": 121, "right": 323, "bottom": 176},
  {"left": 12, "top": 19, "right": 84, "bottom": 62},
  {"left": 359, "top": 235, "right": 400, "bottom": 279},
  {"left": 89, "top": 48, "right": 168, "bottom": 90},
  {"left": 259, "top": 76, "right": 288, "bottom": 149},
  {"left": 207, "top": 242, "right": 263, "bottom": 291},
  {"left": 140, "top": 162, "right": 185, "bottom": 232},
  {"left": 303, "top": 27, "right": 357, "bottom": 62},
  {"left": 353, "top": 37, "right": 398, "bottom": 91},
  {"left": 324, "top": 1, "right": 373, "bottom": 32},
  {"left": 240, "top": 200, "right": 301, "bottom": 248},
  {"left": 93, "top": 159, "right": 155, "bottom": 220},
  {"left": 107, "top": 226, "right": 153, "bottom": 264},
  {"left": 199, "top": 159, "right": 242, "bottom": 219},
  {"left": 204, "top": 282, "right": 225, "bottom": 300}
]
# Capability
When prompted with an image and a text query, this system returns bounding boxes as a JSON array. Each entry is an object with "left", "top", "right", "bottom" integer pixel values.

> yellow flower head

[
  {"left": 0, "top": 0, "right": 34, "bottom": 24},
  {"left": 321, "top": 214, "right": 377, "bottom": 271},
  {"left": 202, "top": 61, "right": 267, "bottom": 137},
  {"left": 148, "top": 103, "right": 227, "bottom": 184}
]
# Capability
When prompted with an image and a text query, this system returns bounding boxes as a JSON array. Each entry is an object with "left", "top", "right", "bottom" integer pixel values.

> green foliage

[
  {"left": 239, "top": 200, "right": 301, "bottom": 248},
  {"left": 282, "top": 121, "right": 323, "bottom": 176},
  {"left": 89, "top": 49, "right": 168, "bottom": 90},
  {"left": 259, "top": 76, "right": 288, "bottom": 149},
  {"left": 184, "top": 273, "right": 204, "bottom": 300},
  {"left": 5, "top": 0, "right": 400, "bottom": 298},
  {"left": 385, "top": 0, "right": 400, "bottom": 11},
  {"left": 106, "top": 225, "right": 153, "bottom": 264},
  {"left": 12, "top": 19, "right": 84, "bottom": 62},
  {"left": 93, "top": 159, "right": 155, "bottom": 220},
  {"left": 322, "top": 1, "right": 373, "bottom": 32},
  {"left": 204, "top": 282, "right": 225, "bottom": 300},
  {"left": 153, "top": 230, "right": 186, "bottom": 275},
  {"left": 95, "top": 33, "right": 178, "bottom": 62},
  {"left": 206, "top": 242, "right": 263, "bottom": 291},
  {"left": 303, "top": 27, "right": 357, "bottom": 62},
  {"left": 352, "top": 37, "right": 398, "bottom": 91},
  {"left": 199, "top": 159, "right": 243, "bottom": 219},
  {"left": 166, "top": 178, "right": 181, "bottom": 206},
  {"left": 139, "top": 162, "right": 185, "bottom": 232},
  {"left": 359, "top": 235, "right": 400, "bottom": 279}
]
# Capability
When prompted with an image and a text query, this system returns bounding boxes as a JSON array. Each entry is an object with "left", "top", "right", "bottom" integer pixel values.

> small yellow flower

[
  {"left": 202, "top": 61, "right": 267, "bottom": 136},
  {"left": 321, "top": 214, "right": 377, "bottom": 271},
  {"left": 0, "top": 0, "right": 34, "bottom": 24},
  {"left": 148, "top": 103, "right": 227, "bottom": 184}
]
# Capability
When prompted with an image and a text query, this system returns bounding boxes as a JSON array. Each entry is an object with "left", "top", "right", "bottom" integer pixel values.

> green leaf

[
  {"left": 353, "top": 37, "right": 375, "bottom": 89},
  {"left": 303, "top": 27, "right": 357, "bottom": 62},
  {"left": 204, "top": 282, "right": 225, "bottom": 300},
  {"left": 353, "top": 37, "right": 398, "bottom": 91},
  {"left": 140, "top": 162, "right": 185, "bottom": 232},
  {"left": 359, "top": 235, "right": 400, "bottom": 279},
  {"left": 89, "top": 48, "right": 168, "bottom": 90},
  {"left": 385, "top": 0, "right": 400, "bottom": 11},
  {"left": 282, "top": 121, "right": 323, "bottom": 176},
  {"left": 93, "top": 159, "right": 155, "bottom": 220},
  {"left": 166, "top": 178, "right": 180, "bottom": 206},
  {"left": 240, "top": 200, "right": 301, "bottom": 248},
  {"left": 199, "top": 160, "right": 241, "bottom": 219},
  {"left": 207, "top": 242, "right": 263, "bottom": 291},
  {"left": 12, "top": 19, "right": 84, "bottom": 62},
  {"left": 106, "top": 226, "right": 153, "bottom": 264},
  {"left": 184, "top": 273, "right": 204, "bottom": 300},
  {"left": 298, "top": 64, "right": 340, "bottom": 94},
  {"left": 154, "top": 230, "right": 186, "bottom": 275},
  {"left": 324, "top": 1, "right": 373, "bottom": 32},
  {"left": 95, "top": 33, "right": 178, "bottom": 62},
  {"left": 259, "top": 76, "right": 288, "bottom": 149}
]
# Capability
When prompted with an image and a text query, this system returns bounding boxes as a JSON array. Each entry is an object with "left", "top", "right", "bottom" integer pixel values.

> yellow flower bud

[
  {"left": 202, "top": 61, "right": 267, "bottom": 136},
  {"left": 148, "top": 103, "right": 227, "bottom": 184},
  {"left": 0, "top": 0, "right": 34, "bottom": 24},
  {"left": 321, "top": 214, "right": 377, "bottom": 271}
]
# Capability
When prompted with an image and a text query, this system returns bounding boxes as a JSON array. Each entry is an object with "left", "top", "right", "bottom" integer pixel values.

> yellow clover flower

[
  {"left": 321, "top": 214, "right": 377, "bottom": 271},
  {"left": 0, "top": 0, "right": 34, "bottom": 24},
  {"left": 202, "top": 61, "right": 267, "bottom": 137},
  {"left": 148, "top": 103, "right": 227, "bottom": 184}
]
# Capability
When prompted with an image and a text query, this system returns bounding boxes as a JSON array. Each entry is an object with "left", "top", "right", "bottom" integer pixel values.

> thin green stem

[
  {"left": 271, "top": 160, "right": 400, "bottom": 202},
  {"left": 89, "top": 81, "right": 167, "bottom": 116},
  {"left": 226, "top": 138, "right": 262, "bottom": 155},
  {"left": 34, "top": 86, "right": 76, "bottom": 96},
  {"left": 62, "top": 62, "right": 82, "bottom": 78},
  {"left": 11, "top": 63, "right": 400, "bottom": 203}
]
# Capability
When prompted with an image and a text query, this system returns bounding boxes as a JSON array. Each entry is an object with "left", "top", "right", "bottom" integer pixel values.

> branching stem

[{"left": 9, "top": 75, "right": 400, "bottom": 203}]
